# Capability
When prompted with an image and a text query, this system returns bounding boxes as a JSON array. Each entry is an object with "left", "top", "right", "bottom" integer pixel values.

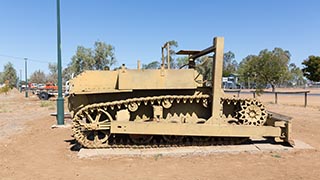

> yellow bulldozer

[{"left": 68, "top": 37, "right": 293, "bottom": 148}]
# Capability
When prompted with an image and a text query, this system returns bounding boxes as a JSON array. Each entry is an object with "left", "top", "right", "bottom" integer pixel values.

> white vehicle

[{"left": 37, "top": 84, "right": 45, "bottom": 89}]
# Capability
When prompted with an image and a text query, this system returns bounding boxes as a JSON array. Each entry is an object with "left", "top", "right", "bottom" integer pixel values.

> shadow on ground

[{"left": 65, "top": 139, "right": 82, "bottom": 151}]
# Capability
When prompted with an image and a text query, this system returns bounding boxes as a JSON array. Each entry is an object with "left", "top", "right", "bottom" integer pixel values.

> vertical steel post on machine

[
  {"left": 167, "top": 43, "right": 170, "bottom": 69},
  {"left": 211, "top": 37, "right": 224, "bottom": 121},
  {"left": 161, "top": 47, "right": 164, "bottom": 68},
  {"left": 56, "top": 0, "right": 64, "bottom": 125}
]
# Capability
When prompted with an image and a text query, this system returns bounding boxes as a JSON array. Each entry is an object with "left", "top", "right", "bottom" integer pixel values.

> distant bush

[{"left": 0, "top": 84, "right": 10, "bottom": 95}]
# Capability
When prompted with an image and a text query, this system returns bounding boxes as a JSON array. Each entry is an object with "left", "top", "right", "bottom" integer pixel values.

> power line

[
  {"left": 0, "top": 54, "right": 69, "bottom": 65},
  {"left": 0, "top": 54, "right": 52, "bottom": 63}
]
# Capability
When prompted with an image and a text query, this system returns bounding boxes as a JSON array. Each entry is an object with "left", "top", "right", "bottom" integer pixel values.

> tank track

[
  {"left": 76, "top": 136, "right": 250, "bottom": 149},
  {"left": 72, "top": 95, "right": 266, "bottom": 148},
  {"left": 221, "top": 97, "right": 268, "bottom": 126}
]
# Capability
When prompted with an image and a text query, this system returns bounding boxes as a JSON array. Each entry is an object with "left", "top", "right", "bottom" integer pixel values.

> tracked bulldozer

[{"left": 68, "top": 37, "right": 293, "bottom": 148}]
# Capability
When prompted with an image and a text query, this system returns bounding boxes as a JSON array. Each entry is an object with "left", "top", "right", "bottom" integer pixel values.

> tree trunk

[{"left": 271, "top": 84, "right": 275, "bottom": 92}]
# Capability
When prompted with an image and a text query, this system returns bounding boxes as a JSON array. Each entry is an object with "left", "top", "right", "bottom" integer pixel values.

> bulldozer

[{"left": 68, "top": 37, "right": 293, "bottom": 148}]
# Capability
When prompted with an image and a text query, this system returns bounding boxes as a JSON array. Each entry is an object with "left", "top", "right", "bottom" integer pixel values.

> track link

[{"left": 72, "top": 95, "right": 266, "bottom": 148}]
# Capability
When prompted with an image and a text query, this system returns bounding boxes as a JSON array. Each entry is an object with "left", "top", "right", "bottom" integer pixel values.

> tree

[
  {"left": 288, "top": 63, "right": 306, "bottom": 86},
  {"left": 93, "top": 41, "right": 116, "bottom": 70},
  {"left": 62, "top": 66, "right": 74, "bottom": 83},
  {"left": 140, "top": 40, "right": 181, "bottom": 70},
  {"left": 142, "top": 61, "right": 160, "bottom": 69},
  {"left": 0, "top": 72, "right": 3, "bottom": 82},
  {"left": 223, "top": 51, "right": 238, "bottom": 77},
  {"left": 29, "top": 70, "right": 46, "bottom": 83},
  {"left": 68, "top": 41, "right": 116, "bottom": 76},
  {"left": 46, "top": 63, "right": 58, "bottom": 84},
  {"left": 162, "top": 40, "right": 178, "bottom": 69},
  {"left": 176, "top": 56, "right": 189, "bottom": 69},
  {"left": 238, "top": 48, "right": 291, "bottom": 92},
  {"left": 302, "top": 56, "right": 320, "bottom": 82},
  {"left": 196, "top": 56, "right": 212, "bottom": 82},
  {"left": 195, "top": 51, "right": 238, "bottom": 82},
  {"left": 0, "top": 62, "right": 17, "bottom": 88},
  {"left": 70, "top": 46, "right": 94, "bottom": 75}
]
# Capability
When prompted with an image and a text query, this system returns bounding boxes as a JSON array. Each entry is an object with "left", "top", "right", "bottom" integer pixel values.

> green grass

[
  {"left": 154, "top": 153, "right": 163, "bottom": 160},
  {"left": 40, "top": 101, "right": 55, "bottom": 109},
  {"left": 0, "top": 106, "right": 10, "bottom": 113},
  {"left": 0, "top": 109, "right": 8, "bottom": 113},
  {"left": 271, "top": 153, "right": 282, "bottom": 158}
]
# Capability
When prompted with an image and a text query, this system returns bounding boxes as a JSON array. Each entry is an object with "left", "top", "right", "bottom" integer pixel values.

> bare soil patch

[{"left": 0, "top": 89, "right": 319, "bottom": 180}]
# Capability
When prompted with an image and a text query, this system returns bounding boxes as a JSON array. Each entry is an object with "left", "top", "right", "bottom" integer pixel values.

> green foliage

[
  {"left": 195, "top": 51, "right": 238, "bottom": 83},
  {"left": 29, "top": 63, "right": 59, "bottom": 84},
  {"left": 163, "top": 40, "right": 179, "bottom": 69},
  {"left": 93, "top": 41, "right": 116, "bottom": 70},
  {"left": 68, "top": 41, "right": 116, "bottom": 76},
  {"left": 141, "top": 56, "right": 188, "bottom": 70},
  {"left": 47, "top": 63, "right": 58, "bottom": 84},
  {"left": 223, "top": 51, "right": 238, "bottom": 77},
  {"left": 0, "top": 62, "right": 17, "bottom": 88},
  {"left": 302, "top": 56, "right": 320, "bottom": 82},
  {"left": 142, "top": 61, "right": 160, "bottom": 69},
  {"left": 238, "top": 48, "right": 291, "bottom": 91},
  {"left": 29, "top": 70, "right": 46, "bottom": 84},
  {"left": 176, "top": 56, "right": 189, "bottom": 69},
  {"left": 142, "top": 40, "right": 180, "bottom": 69},
  {"left": 288, "top": 63, "right": 306, "bottom": 86},
  {"left": 62, "top": 66, "right": 73, "bottom": 83},
  {"left": 70, "top": 46, "right": 94, "bottom": 74},
  {"left": 196, "top": 56, "right": 213, "bottom": 81}
]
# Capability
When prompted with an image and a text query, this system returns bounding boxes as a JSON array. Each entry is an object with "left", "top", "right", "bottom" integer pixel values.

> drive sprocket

[{"left": 238, "top": 99, "right": 267, "bottom": 126}]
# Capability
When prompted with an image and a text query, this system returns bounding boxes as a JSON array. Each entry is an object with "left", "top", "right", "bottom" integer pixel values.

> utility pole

[
  {"left": 56, "top": 0, "right": 64, "bottom": 125},
  {"left": 24, "top": 58, "right": 28, "bottom": 98},
  {"left": 19, "top": 69, "right": 22, "bottom": 93},
  {"left": 167, "top": 42, "right": 170, "bottom": 69}
]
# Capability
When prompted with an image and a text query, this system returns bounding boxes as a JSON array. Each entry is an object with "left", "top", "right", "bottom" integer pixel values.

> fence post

[
  {"left": 275, "top": 92, "right": 278, "bottom": 104},
  {"left": 304, "top": 92, "right": 308, "bottom": 107}
]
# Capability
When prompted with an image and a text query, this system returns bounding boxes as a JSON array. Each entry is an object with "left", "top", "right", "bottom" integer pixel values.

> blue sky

[{"left": 0, "top": 0, "right": 319, "bottom": 80}]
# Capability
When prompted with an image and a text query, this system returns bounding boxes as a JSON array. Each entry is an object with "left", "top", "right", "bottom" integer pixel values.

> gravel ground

[{"left": 0, "top": 89, "right": 319, "bottom": 180}]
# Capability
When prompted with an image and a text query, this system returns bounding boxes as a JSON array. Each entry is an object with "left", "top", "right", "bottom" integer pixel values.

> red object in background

[
  {"left": 45, "top": 83, "right": 58, "bottom": 90},
  {"left": 28, "top": 83, "right": 38, "bottom": 90}
]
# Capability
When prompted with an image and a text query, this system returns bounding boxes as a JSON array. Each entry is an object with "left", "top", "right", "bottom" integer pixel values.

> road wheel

[{"left": 39, "top": 92, "right": 49, "bottom": 100}]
